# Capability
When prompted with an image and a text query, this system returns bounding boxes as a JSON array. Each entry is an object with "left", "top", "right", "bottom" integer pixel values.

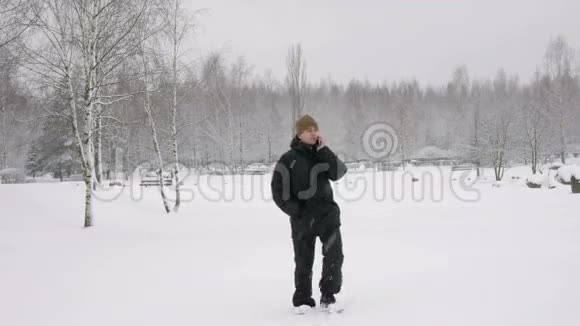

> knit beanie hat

[{"left": 295, "top": 114, "right": 319, "bottom": 135}]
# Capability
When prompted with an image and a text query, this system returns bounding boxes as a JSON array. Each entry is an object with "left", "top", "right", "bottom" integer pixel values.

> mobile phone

[{"left": 315, "top": 137, "right": 321, "bottom": 147}]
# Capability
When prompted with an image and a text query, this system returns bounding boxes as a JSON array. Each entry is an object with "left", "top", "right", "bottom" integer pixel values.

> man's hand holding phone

[{"left": 316, "top": 136, "right": 326, "bottom": 151}]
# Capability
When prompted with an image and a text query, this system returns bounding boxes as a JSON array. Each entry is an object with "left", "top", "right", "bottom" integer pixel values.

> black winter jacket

[{"left": 271, "top": 136, "right": 347, "bottom": 221}]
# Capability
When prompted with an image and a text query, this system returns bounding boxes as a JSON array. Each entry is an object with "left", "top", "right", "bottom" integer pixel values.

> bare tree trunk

[
  {"left": 83, "top": 97, "right": 96, "bottom": 219},
  {"left": 170, "top": 2, "right": 181, "bottom": 212},
  {"left": 191, "top": 127, "right": 197, "bottom": 170},
  {"left": 491, "top": 113, "right": 511, "bottom": 182},
  {"left": 171, "top": 87, "right": 180, "bottom": 212},
  {"left": 140, "top": 43, "right": 170, "bottom": 214},
  {"left": 165, "top": 0, "right": 196, "bottom": 211},
  {"left": 123, "top": 125, "right": 135, "bottom": 181},
  {"left": 559, "top": 107, "right": 566, "bottom": 164},
  {"left": 495, "top": 154, "right": 505, "bottom": 181},
  {"left": 1, "top": 106, "right": 7, "bottom": 170},
  {"left": 544, "top": 36, "right": 573, "bottom": 164},
  {"left": 531, "top": 121, "right": 541, "bottom": 175},
  {"left": 239, "top": 120, "right": 243, "bottom": 169},
  {"left": 286, "top": 43, "right": 307, "bottom": 135},
  {"left": 523, "top": 104, "right": 539, "bottom": 175},
  {"left": 81, "top": 0, "right": 99, "bottom": 192},
  {"left": 94, "top": 114, "right": 103, "bottom": 183},
  {"left": 267, "top": 128, "right": 272, "bottom": 163},
  {"left": 473, "top": 106, "right": 481, "bottom": 177},
  {"left": 67, "top": 74, "right": 94, "bottom": 227},
  {"left": 145, "top": 95, "right": 170, "bottom": 214},
  {"left": 531, "top": 132, "right": 538, "bottom": 174},
  {"left": 399, "top": 104, "right": 408, "bottom": 171}
]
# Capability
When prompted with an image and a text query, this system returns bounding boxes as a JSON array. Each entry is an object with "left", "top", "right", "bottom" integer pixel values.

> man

[{"left": 271, "top": 114, "right": 348, "bottom": 312}]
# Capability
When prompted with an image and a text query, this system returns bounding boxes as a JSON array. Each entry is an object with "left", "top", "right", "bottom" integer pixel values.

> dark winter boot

[
  {"left": 293, "top": 297, "right": 316, "bottom": 316},
  {"left": 320, "top": 293, "right": 336, "bottom": 308},
  {"left": 292, "top": 297, "right": 316, "bottom": 315},
  {"left": 293, "top": 296, "right": 316, "bottom": 308}
]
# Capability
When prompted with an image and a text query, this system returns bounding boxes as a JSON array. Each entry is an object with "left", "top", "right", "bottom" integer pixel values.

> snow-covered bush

[
  {"left": 556, "top": 165, "right": 580, "bottom": 184},
  {"left": 526, "top": 174, "right": 544, "bottom": 188},
  {"left": 0, "top": 168, "right": 25, "bottom": 184}
]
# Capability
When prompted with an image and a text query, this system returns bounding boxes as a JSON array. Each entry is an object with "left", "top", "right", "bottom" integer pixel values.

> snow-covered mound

[
  {"left": 556, "top": 165, "right": 580, "bottom": 184},
  {"left": 526, "top": 173, "right": 544, "bottom": 188},
  {"left": 413, "top": 146, "right": 455, "bottom": 158}
]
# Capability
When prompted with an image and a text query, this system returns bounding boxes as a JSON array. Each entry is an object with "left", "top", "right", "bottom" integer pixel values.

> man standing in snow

[{"left": 271, "top": 114, "right": 348, "bottom": 311}]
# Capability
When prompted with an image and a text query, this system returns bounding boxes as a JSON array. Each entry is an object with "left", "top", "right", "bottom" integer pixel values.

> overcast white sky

[{"left": 186, "top": 0, "right": 580, "bottom": 86}]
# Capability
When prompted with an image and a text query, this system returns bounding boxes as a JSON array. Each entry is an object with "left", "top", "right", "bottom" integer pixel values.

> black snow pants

[{"left": 290, "top": 206, "right": 344, "bottom": 305}]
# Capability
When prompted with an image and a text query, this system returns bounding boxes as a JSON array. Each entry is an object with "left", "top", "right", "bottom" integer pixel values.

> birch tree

[
  {"left": 136, "top": 14, "right": 171, "bottom": 213},
  {"left": 543, "top": 36, "right": 576, "bottom": 164},
  {"left": 478, "top": 110, "right": 513, "bottom": 181},
  {"left": 22, "top": 0, "right": 94, "bottom": 226},
  {"left": 286, "top": 43, "right": 307, "bottom": 135},
  {"left": 201, "top": 54, "right": 252, "bottom": 170},
  {"left": 521, "top": 73, "right": 552, "bottom": 174},
  {"left": 160, "top": 0, "right": 198, "bottom": 212},
  {"left": 23, "top": 0, "right": 155, "bottom": 227}
]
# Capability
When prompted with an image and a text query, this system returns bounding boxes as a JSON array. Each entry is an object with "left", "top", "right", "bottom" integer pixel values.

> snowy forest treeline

[{"left": 0, "top": 1, "right": 579, "bottom": 225}]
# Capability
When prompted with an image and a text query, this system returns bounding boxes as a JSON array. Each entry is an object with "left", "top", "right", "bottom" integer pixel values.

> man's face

[{"left": 298, "top": 126, "right": 319, "bottom": 145}]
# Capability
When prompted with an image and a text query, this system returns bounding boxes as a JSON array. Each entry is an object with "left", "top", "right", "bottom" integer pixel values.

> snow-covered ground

[{"left": 1, "top": 166, "right": 580, "bottom": 326}]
